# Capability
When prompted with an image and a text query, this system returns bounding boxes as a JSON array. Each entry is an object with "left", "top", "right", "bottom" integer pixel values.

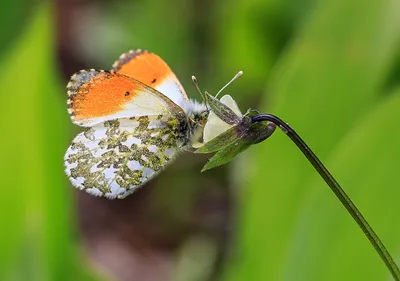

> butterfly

[{"left": 64, "top": 50, "right": 210, "bottom": 199}]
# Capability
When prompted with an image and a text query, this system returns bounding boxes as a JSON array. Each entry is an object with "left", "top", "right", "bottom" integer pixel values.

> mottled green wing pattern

[{"left": 64, "top": 116, "right": 182, "bottom": 199}]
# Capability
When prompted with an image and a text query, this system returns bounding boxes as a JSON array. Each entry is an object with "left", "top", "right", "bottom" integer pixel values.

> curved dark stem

[{"left": 251, "top": 113, "right": 400, "bottom": 281}]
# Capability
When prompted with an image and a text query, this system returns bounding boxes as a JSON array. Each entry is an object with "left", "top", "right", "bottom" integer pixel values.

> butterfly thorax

[{"left": 180, "top": 100, "right": 209, "bottom": 149}]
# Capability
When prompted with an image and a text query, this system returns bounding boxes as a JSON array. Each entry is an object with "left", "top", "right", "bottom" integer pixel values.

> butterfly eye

[
  {"left": 200, "top": 111, "right": 209, "bottom": 119},
  {"left": 125, "top": 91, "right": 130, "bottom": 96}
]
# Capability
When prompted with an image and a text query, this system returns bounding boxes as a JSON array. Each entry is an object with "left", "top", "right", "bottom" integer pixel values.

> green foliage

[
  {"left": 1, "top": 0, "right": 399, "bottom": 280},
  {"left": 0, "top": 0, "right": 32, "bottom": 60},
  {"left": 280, "top": 88, "right": 400, "bottom": 281},
  {"left": 223, "top": 0, "right": 400, "bottom": 280},
  {"left": 0, "top": 3, "right": 99, "bottom": 281}
]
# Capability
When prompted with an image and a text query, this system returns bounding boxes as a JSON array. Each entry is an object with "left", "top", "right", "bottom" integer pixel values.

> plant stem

[{"left": 251, "top": 113, "right": 400, "bottom": 281}]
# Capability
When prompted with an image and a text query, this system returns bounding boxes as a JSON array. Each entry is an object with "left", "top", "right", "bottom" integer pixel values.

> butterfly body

[{"left": 64, "top": 50, "right": 208, "bottom": 199}]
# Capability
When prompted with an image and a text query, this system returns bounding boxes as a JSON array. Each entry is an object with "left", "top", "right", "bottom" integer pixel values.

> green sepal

[
  {"left": 201, "top": 137, "right": 253, "bottom": 172},
  {"left": 205, "top": 92, "right": 242, "bottom": 125},
  {"left": 196, "top": 125, "right": 243, "bottom": 154},
  {"left": 201, "top": 120, "right": 276, "bottom": 171}
]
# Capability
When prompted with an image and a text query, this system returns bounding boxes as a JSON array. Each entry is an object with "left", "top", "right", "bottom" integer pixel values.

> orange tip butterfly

[{"left": 64, "top": 50, "right": 241, "bottom": 199}]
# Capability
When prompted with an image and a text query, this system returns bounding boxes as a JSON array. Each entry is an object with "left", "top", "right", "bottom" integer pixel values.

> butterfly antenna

[
  {"left": 192, "top": 75, "right": 209, "bottom": 110},
  {"left": 215, "top": 71, "right": 243, "bottom": 98}
]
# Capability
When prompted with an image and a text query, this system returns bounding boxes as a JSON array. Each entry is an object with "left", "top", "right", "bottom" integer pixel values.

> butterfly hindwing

[
  {"left": 111, "top": 50, "right": 188, "bottom": 109},
  {"left": 64, "top": 116, "right": 182, "bottom": 199},
  {"left": 67, "top": 70, "right": 185, "bottom": 127}
]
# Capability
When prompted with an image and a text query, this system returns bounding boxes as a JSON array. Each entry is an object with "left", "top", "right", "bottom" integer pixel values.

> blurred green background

[{"left": 1, "top": 0, "right": 400, "bottom": 280}]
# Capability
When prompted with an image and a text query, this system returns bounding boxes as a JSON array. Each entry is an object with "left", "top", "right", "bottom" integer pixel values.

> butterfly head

[
  {"left": 180, "top": 99, "right": 209, "bottom": 148},
  {"left": 185, "top": 99, "right": 209, "bottom": 123}
]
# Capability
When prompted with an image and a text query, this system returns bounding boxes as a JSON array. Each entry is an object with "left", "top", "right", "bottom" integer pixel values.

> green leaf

[
  {"left": 0, "top": 4, "right": 98, "bottom": 281},
  {"left": 0, "top": 0, "right": 32, "bottom": 60},
  {"left": 0, "top": 4, "right": 55, "bottom": 278}
]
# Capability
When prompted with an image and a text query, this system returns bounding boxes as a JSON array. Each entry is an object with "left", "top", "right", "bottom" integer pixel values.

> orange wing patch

[
  {"left": 67, "top": 69, "right": 184, "bottom": 127},
  {"left": 112, "top": 50, "right": 169, "bottom": 87},
  {"left": 111, "top": 50, "right": 188, "bottom": 107},
  {"left": 68, "top": 70, "right": 139, "bottom": 120}
]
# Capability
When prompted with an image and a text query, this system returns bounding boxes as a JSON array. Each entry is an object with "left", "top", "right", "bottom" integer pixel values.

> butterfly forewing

[
  {"left": 67, "top": 70, "right": 185, "bottom": 127},
  {"left": 112, "top": 50, "right": 188, "bottom": 109},
  {"left": 64, "top": 50, "right": 199, "bottom": 199},
  {"left": 64, "top": 116, "right": 182, "bottom": 199}
]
